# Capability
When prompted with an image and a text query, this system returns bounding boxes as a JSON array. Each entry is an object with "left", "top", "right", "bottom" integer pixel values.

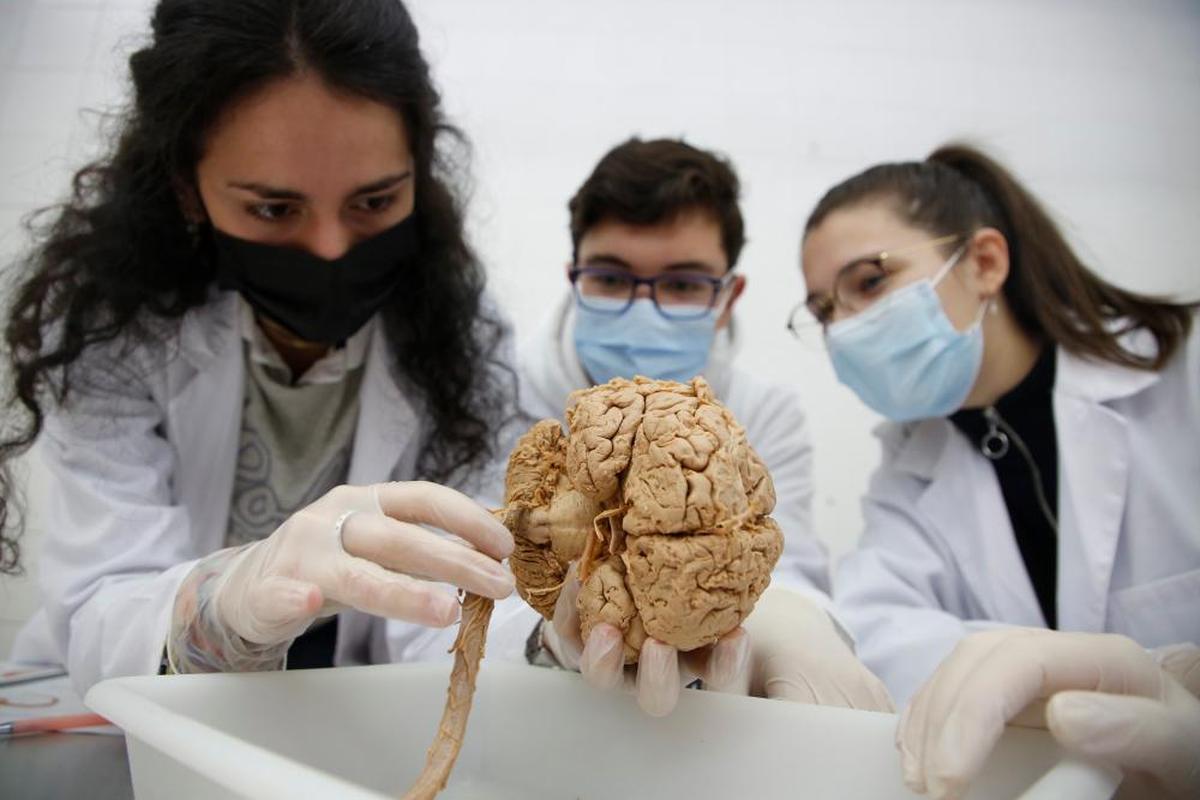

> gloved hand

[
  {"left": 724, "top": 585, "right": 895, "bottom": 710},
  {"left": 543, "top": 580, "right": 893, "bottom": 717},
  {"left": 897, "top": 628, "right": 1200, "bottom": 800},
  {"left": 1155, "top": 642, "right": 1200, "bottom": 697},
  {"left": 167, "top": 481, "right": 515, "bottom": 673}
]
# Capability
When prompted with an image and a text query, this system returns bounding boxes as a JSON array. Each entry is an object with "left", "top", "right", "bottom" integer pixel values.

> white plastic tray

[{"left": 87, "top": 662, "right": 1119, "bottom": 799}]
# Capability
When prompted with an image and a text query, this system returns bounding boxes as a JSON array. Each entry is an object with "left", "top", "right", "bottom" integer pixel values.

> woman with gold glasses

[{"left": 797, "top": 144, "right": 1200, "bottom": 799}]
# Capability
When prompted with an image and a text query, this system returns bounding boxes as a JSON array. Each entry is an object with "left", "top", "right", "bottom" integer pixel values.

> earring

[{"left": 185, "top": 219, "right": 204, "bottom": 250}]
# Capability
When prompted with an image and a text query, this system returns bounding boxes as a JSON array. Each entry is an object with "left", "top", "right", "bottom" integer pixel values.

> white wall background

[{"left": 1, "top": 0, "right": 1198, "bottom": 656}]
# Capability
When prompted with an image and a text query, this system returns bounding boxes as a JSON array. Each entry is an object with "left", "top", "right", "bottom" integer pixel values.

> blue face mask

[
  {"left": 825, "top": 247, "right": 986, "bottom": 422},
  {"left": 573, "top": 297, "right": 717, "bottom": 385}
]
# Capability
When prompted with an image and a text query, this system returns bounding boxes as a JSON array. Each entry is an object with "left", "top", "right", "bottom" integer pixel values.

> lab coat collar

[
  {"left": 914, "top": 422, "right": 1047, "bottom": 625},
  {"left": 1054, "top": 326, "right": 1161, "bottom": 405},
  {"left": 889, "top": 328, "right": 1162, "bottom": 481},
  {"left": 346, "top": 320, "right": 421, "bottom": 485},
  {"left": 886, "top": 420, "right": 943, "bottom": 481},
  {"left": 168, "top": 291, "right": 243, "bottom": 547},
  {"left": 178, "top": 289, "right": 240, "bottom": 370},
  {"left": 169, "top": 290, "right": 419, "bottom": 543},
  {"left": 1051, "top": 323, "right": 1158, "bottom": 631},
  {"left": 891, "top": 328, "right": 1163, "bottom": 631}
]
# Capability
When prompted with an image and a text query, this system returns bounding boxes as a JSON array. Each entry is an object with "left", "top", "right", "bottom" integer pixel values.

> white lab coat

[
  {"left": 519, "top": 293, "right": 830, "bottom": 599},
  {"left": 835, "top": 322, "right": 1200, "bottom": 706},
  {"left": 12, "top": 290, "right": 536, "bottom": 693}
]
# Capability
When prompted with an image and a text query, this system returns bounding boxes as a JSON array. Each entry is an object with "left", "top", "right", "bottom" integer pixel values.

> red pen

[{"left": 0, "top": 713, "right": 110, "bottom": 737}]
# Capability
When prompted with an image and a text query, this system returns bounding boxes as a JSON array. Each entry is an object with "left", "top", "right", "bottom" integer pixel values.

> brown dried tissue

[{"left": 502, "top": 376, "right": 783, "bottom": 662}]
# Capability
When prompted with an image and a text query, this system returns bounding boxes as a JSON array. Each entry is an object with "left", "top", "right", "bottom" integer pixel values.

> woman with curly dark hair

[{"left": 4, "top": 0, "right": 525, "bottom": 692}]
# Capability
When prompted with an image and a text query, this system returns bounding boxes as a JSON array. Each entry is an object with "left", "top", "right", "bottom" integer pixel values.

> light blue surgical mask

[
  {"left": 826, "top": 246, "right": 987, "bottom": 422},
  {"left": 573, "top": 297, "right": 717, "bottom": 384}
]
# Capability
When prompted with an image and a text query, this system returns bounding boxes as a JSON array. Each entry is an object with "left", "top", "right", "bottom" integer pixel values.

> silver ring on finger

[{"left": 332, "top": 510, "right": 359, "bottom": 552}]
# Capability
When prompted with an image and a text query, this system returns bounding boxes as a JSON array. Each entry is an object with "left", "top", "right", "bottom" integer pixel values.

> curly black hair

[{"left": 0, "top": 0, "right": 517, "bottom": 574}]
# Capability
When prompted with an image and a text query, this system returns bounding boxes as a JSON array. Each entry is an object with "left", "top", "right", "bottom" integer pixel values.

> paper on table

[{"left": 0, "top": 673, "right": 120, "bottom": 735}]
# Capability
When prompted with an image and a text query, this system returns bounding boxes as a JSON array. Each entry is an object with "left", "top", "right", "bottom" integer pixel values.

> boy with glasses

[{"left": 519, "top": 138, "right": 891, "bottom": 716}]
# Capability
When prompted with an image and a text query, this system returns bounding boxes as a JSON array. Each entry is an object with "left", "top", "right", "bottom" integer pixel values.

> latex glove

[
  {"left": 167, "top": 482, "right": 514, "bottom": 673},
  {"left": 545, "top": 580, "right": 892, "bottom": 717},
  {"left": 724, "top": 585, "right": 894, "bottom": 711},
  {"left": 898, "top": 628, "right": 1200, "bottom": 800},
  {"left": 1155, "top": 642, "right": 1200, "bottom": 698},
  {"left": 539, "top": 564, "right": 728, "bottom": 716}
]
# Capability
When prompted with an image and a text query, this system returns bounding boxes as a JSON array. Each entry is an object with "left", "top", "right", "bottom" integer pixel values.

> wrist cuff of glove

[{"left": 166, "top": 548, "right": 292, "bottom": 674}]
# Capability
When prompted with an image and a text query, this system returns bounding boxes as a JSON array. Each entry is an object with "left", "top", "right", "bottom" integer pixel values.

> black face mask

[{"left": 212, "top": 215, "right": 419, "bottom": 344}]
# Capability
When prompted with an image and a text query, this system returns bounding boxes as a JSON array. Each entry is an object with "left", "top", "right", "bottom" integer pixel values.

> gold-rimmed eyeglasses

[{"left": 787, "top": 233, "right": 966, "bottom": 340}]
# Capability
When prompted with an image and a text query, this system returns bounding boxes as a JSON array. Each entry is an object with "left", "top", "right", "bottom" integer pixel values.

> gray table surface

[{"left": 0, "top": 732, "right": 133, "bottom": 800}]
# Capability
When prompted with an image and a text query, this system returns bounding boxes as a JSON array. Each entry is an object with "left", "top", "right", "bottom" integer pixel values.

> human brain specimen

[
  {"left": 398, "top": 377, "right": 783, "bottom": 798},
  {"left": 502, "top": 376, "right": 783, "bottom": 662}
]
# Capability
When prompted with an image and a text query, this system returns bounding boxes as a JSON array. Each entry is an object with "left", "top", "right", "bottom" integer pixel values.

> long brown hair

[{"left": 805, "top": 143, "right": 1196, "bottom": 371}]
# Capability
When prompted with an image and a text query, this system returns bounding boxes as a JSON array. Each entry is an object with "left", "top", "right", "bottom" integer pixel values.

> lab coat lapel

[
  {"left": 908, "top": 422, "right": 1046, "bottom": 625},
  {"left": 168, "top": 292, "right": 243, "bottom": 551},
  {"left": 336, "top": 321, "right": 423, "bottom": 665},
  {"left": 1053, "top": 344, "right": 1157, "bottom": 632},
  {"left": 347, "top": 320, "right": 421, "bottom": 486}
]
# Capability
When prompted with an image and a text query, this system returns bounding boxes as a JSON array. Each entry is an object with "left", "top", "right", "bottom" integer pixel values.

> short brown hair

[{"left": 568, "top": 137, "right": 745, "bottom": 269}]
